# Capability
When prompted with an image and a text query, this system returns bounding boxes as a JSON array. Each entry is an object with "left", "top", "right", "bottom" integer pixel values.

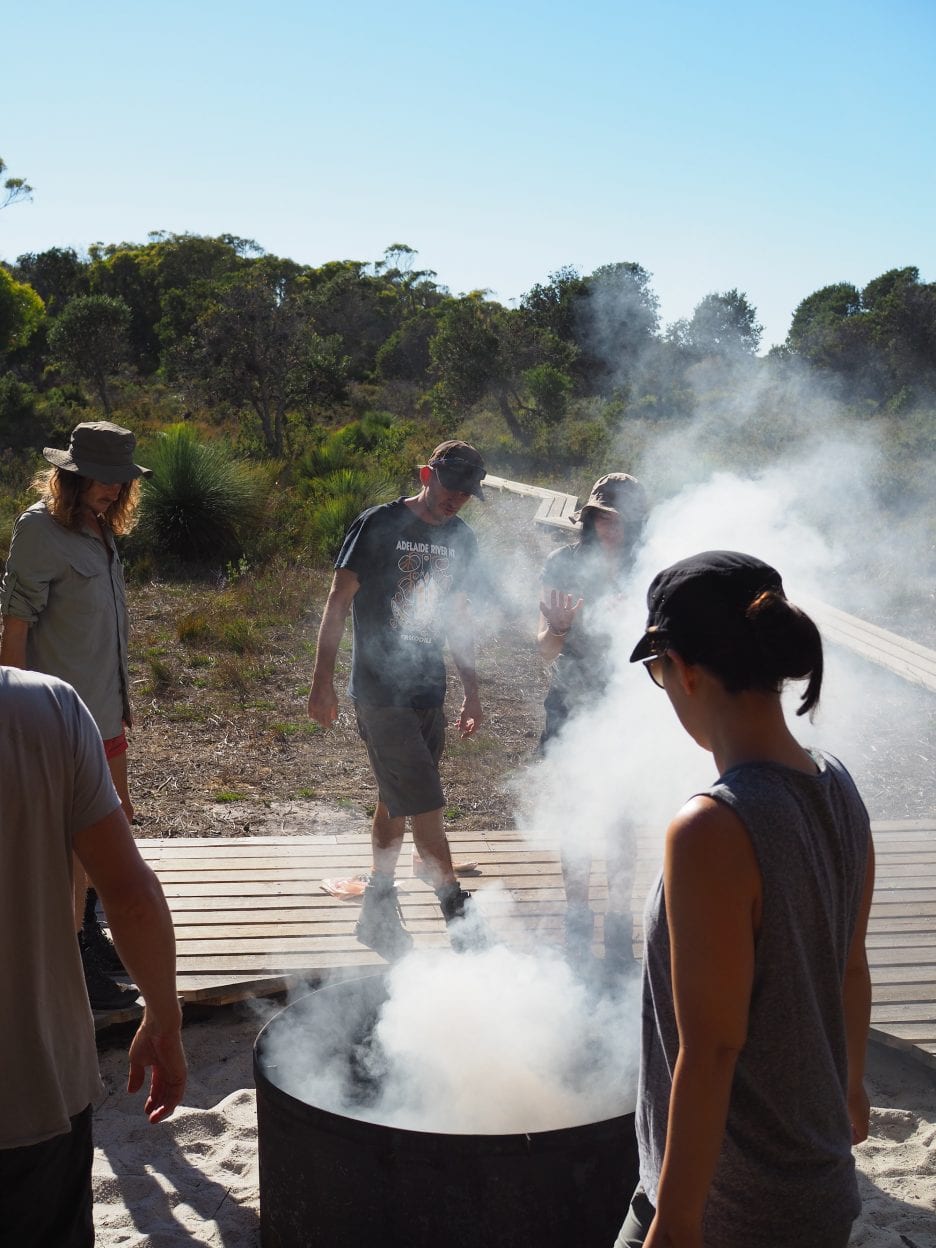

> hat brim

[
  {"left": 629, "top": 635, "right": 654, "bottom": 663},
  {"left": 43, "top": 448, "right": 151, "bottom": 482},
  {"left": 628, "top": 629, "right": 671, "bottom": 663},
  {"left": 571, "top": 501, "right": 620, "bottom": 524}
]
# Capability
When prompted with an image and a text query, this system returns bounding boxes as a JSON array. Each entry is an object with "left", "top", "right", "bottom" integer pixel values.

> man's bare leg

[
  {"left": 411, "top": 808, "right": 456, "bottom": 890},
  {"left": 371, "top": 801, "right": 406, "bottom": 879}
]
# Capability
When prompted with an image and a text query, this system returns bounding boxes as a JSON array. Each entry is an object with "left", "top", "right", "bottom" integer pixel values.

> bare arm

[
  {"left": 448, "top": 591, "right": 482, "bottom": 737},
  {"left": 307, "top": 568, "right": 359, "bottom": 727},
  {"left": 73, "top": 807, "right": 186, "bottom": 1122},
  {"left": 0, "top": 615, "right": 29, "bottom": 667},
  {"left": 843, "top": 837, "right": 875, "bottom": 1144},
  {"left": 646, "top": 797, "right": 759, "bottom": 1248}
]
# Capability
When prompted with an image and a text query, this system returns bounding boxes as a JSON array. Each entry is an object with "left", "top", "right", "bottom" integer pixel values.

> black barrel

[{"left": 254, "top": 974, "right": 639, "bottom": 1248}]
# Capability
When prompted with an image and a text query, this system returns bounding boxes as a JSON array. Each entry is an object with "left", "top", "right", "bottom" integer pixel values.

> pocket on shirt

[{"left": 62, "top": 552, "right": 106, "bottom": 614}]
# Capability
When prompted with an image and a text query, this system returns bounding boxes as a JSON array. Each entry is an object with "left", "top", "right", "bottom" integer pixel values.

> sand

[{"left": 91, "top": 1010, "right": 936, "bottom": 1247}]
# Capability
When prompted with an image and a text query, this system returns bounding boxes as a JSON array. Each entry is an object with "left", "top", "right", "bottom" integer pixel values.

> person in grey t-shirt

[{"left": 617, "top": 551, "right": 874, "bottom": 1248}]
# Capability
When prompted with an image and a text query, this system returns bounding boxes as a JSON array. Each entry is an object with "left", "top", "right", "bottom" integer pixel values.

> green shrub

[{"left": 136, "top": 423, "right": 275, "bottom": 563}]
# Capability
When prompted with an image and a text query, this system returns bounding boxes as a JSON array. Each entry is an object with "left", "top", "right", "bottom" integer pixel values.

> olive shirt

[
  {"left": 1, "top": 501, "right": 131, "bottom": 738},
  {"left": 0, "top": 669, "right": 116, "bottom": 1149}
]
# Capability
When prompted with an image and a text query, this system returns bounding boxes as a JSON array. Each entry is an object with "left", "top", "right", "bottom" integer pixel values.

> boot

[
  {"left": 79, "top": 934, "right": 139, "bottom": 1011},
  {"left": 83, "top": 886, "right": 125, "bottom": 973},
  {"left": 355, "top": 874, "right": 413, "bottom": 962},
  {"left": 437, "top": 882, "right": 492, "bottom": 953}
]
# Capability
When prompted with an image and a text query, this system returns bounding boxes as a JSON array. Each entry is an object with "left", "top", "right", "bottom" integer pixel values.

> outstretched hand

[
  {"left": 127, "top": 1021, "right": 188, "bottom": 1124},
  {"left": 539, "top": 590, "right": 583, "bottom": 636}
]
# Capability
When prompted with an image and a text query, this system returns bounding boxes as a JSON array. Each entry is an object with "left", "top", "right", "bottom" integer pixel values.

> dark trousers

[
  {"left": 614, "top": 1185, "right": 655, "bottom": 1247},
  {"left": 614, "top": 1184, "right": 854, "bottom": 1248},
  {"left": 0, "top": 1104, "right": 94, "bottom": 1248}
]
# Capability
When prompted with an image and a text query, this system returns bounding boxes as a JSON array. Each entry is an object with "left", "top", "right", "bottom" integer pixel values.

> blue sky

[{"left": 2, "top": 0, "right": 933, "bottom": 350}]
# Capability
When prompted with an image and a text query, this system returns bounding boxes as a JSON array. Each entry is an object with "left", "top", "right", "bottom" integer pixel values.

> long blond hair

[{"left": 33, "top": 467, "right": 142, "bottom": 536}]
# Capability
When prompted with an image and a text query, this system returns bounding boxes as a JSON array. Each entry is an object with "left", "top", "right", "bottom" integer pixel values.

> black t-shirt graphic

[{"left": 336, "top": 499, "right": 479, "bottom": 708}]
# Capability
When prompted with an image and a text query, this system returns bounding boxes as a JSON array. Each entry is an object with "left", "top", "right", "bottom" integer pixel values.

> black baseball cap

[
  {"left": 629, "top": 551, "right": 784, "bottom": 662},
  {"left": 428, "top": 440, "right": 486, "bottom": 500}
]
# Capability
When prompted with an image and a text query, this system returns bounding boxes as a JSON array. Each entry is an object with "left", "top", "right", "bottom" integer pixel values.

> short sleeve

[
  {"left": 541, "top": 544, "right": 574, "bottom": 591},
  {"left": 335, "top": 507, "right": 380, "bottom": 578}
]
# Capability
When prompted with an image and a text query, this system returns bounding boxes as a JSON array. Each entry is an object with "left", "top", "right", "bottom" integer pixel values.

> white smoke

[{"left": 260, "top": 942, "right": 640, "bottom": 1134}]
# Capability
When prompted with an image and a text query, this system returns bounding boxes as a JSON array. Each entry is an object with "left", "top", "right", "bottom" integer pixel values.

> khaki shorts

[{"left": 354, "top": 703, "right": 446, "bottom": 819}]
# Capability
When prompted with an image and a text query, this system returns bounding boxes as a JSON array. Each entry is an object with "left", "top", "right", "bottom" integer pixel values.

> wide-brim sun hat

[
  {"left": 43, "top": 421, "right": 151, "bottom": 484},
  {"left": 571, "top": 472, "right": 646, "bottom": 524}
]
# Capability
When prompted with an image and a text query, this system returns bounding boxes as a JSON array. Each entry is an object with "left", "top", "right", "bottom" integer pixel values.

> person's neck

[
  {"left": 405, "top": 491, "right": 447, "bottom": 527},
  {"left": 81, "top": 505, "right": 107, "bottom": 540},
  {"left": 707, "top": 693, "right": 817, "bottom": 777}
]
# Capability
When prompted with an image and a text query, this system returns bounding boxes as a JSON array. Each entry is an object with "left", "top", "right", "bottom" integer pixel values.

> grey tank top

[{"left": 637, "top": 750, "right": 870, "bottom": 1247}]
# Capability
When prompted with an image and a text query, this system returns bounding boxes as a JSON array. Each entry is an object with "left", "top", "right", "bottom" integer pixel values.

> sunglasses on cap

[{"left": 430, "top": 459, "right": 485, "bottom": 491}]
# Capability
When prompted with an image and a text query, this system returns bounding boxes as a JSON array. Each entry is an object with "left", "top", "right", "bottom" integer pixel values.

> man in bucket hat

[
  {"left": 1, "top": 421, "right": 151, "bottom": 1011},
  {"left": 308, "top": 440, "right": 489, "bottom": 958}
]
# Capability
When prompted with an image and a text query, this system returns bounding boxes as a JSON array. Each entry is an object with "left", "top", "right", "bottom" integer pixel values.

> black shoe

[
  {"left": 355, "top": 879, "right": 413, "bottom": 962},
  {"left": 82, "top": 917, "right": 125, "bottom": 975},
  {"left": 79, "top": 935, "right": 139, "bottom": 1011},
  {"left": 437, "top": 883, "right": 493, "bottom": 953}
]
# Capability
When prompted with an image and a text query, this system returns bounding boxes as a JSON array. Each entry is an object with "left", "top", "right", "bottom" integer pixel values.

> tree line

[{"left": 1, "top": 228, "right": 935, "bottom": 470}]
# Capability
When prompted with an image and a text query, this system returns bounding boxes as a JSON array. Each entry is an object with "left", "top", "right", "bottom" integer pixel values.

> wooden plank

[
  {"left": 802, "top": 596, "right": 936, "bottom": 692},
  {"left": 112, "top": 822, "right": 936, "bottom": 1076}
]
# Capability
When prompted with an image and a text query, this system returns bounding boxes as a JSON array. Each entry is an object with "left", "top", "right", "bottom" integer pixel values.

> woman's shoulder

[{"left": 542, "top": 541, "right": 578, "bottom": 577}]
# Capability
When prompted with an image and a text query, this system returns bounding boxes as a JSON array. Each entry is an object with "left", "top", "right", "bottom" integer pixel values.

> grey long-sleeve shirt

[{"left": 1, "top": 501, "right": 131, "bottom": 737}]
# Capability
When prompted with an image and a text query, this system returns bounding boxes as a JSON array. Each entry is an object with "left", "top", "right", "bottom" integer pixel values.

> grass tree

[{"left": 136, "top": 423, "right": 276, "bottom": 564}]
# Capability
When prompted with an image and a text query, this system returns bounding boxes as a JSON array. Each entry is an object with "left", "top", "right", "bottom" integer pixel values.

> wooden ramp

[
  {"left": 95, "top": 821, "right": 936, "bottom": 1072},
  {"left": 800, "top": 596, "right": 936, "bottom": 694}
]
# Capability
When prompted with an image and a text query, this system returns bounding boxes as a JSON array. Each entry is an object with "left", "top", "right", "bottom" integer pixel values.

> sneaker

[
  {"left": 79, "top": 935, "right": 140, "bottom": 1011},
  {"left": 355, "top": 878, "right": 413, "bottom": 962},
  {"left": 437, "top": 883, "right": 493, "bottom": 953},
  {"left": 82, "top": 917, "right": 125, "bottom": 975}
]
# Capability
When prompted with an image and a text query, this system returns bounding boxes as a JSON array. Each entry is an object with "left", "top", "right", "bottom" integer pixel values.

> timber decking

[{"left": 95, "top": 820, "right": 936, "bottom": 1072}]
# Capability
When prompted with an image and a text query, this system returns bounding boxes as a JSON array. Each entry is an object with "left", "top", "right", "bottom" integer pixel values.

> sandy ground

[{"left": 91, "top": 1009, "right": 936, "bottom": 1247}]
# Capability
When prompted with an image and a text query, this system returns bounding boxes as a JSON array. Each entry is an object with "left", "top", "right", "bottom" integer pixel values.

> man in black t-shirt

[{"left": 308, "top": 441, "right": 488, "bottom": 959}]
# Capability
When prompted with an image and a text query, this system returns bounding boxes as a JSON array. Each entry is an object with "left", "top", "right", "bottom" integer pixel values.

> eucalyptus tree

[
  {"left": 47, "top": 294, "right": 130, "bottom": 416},
  {"left": 178, "top": 261, "right": 348, "bottom": 456},
  {"left": 0, "top": 156, "right": 32, "bottom": 210}
]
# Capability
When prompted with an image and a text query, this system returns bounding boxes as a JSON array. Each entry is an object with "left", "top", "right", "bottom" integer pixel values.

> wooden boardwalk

[{"left": 95, "top": 821, "right": 936, "bottom": 1072}]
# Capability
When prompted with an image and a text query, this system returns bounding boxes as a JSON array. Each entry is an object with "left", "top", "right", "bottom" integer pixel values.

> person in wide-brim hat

[
  {"left": 43, "top": 420, "right": 152, "bottom": 485},
  {"left": 0, "top": 419, "right": 151, "bottom": 1013},
  {"left": 536, "top": 469, "right": 649, "bottom": 974}
]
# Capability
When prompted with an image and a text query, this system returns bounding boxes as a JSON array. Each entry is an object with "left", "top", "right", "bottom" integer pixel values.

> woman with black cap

[
  {"left": 617, "top": 550, "right": 874, "bottom": 1248},
  {"left": 537, "top": 472, "right": 647, "bottom": 973},
  {"left": 1, "top": 421, "right": 151, "bottom": 1011}
]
